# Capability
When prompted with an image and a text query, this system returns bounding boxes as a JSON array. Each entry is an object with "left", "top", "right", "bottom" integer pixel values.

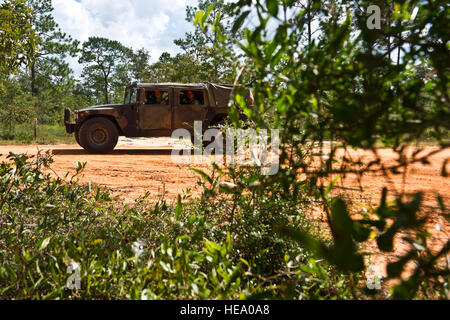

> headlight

[{"left": 75, "top": 111, "right": 88, "bottom": 121}]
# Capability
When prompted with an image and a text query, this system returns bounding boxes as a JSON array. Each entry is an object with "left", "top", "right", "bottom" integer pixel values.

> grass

[{"left": 0, "top": 124, "right": 75, "bottom": 145}]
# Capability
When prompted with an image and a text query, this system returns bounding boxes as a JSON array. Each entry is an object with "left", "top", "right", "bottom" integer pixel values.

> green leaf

[
  {"left": 212, "top": 162, "right": 224, "bottom": 176},
  {"left": 327, "top": 198, "right": 365, "bottom": 272},
  {"left": 377, "top": 225, "right": 398, "bottom": 252},
  {"left": 387, "top": 251, "right": 416, "bottom": 278},
  {"left": 232, "top": 10, "right": 250, "bottom": 34},
  {"left": 299, "top": 264, "right": 316, "bottom": 274},
  {"left": 376, "top": 188, "right": 392, "bottom": 219},
  {"left": 194, "top": 11, "right": 203, "bottom": 26},
  {"left": 274, "top": 224, "right": 327, "bottom": 259},
  {"left": 159, "top": 261, "right": 173, "bottom": 273},
  {"left": 189, "top": 167, "right": 213, "bottom": 184},
  {"left": 391, "top": 273, "right": 421, "bottom": 299},
  {"left": 324, "top": 175, "right": 340, "bottom": 197},
  {"left": 224, "top": 262, "right": 242, "bottom": 293},
  {"left": 266, "top": 0, "right": 278, "bottom": 16},
  {"left": 228, "top": 105, "right": 241, "bottom": 127},
  {"left": 38, "top": 237, "right": 51, "bottom": 250},
  {"left": 201, "top": 5, "right": 215, "bottom": 27},
  {"left": 329, "top": 197, "right": 353, "bottom": 243},
  {"left": 175, "top": 194, "right": 182, "bottom": 220},
  {"left": 270, "top": 47, "right": 285, "bottom": 68},
  {"left": 351, "top": 221, "right": 371, "bottom": 242}
]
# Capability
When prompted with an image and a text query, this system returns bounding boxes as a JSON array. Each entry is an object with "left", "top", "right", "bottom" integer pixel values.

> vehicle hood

[{"left": 77, "top": 104, "right": 123, "bottom": 112}]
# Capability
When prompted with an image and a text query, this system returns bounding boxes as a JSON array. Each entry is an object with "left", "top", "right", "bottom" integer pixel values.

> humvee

[{"left": 64, "top": 83, "right": 238, "bottom": 153}]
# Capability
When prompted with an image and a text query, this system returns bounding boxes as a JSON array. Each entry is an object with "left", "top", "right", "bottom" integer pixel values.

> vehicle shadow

[{"left": 51, "top": 148, "right": 185, "bottom": 156}]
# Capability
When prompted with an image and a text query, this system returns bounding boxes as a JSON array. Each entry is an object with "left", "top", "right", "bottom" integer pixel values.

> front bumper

[{"left": 64, "top": 108, "right": 76, "bottom": 133}]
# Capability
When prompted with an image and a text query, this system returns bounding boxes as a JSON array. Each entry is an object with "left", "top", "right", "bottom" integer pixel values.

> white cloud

[{"left": 52, "top": 0, "right": 197, "bottom": 76}]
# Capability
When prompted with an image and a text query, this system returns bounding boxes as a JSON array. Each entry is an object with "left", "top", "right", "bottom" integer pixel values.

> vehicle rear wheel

[
  {"left": 191, "top": 129, "right": 226, "bottom": 153},
  {"left": 78, "top": 117, "right": 118, "bottom": 154},
  {"left": 207, "top": 120, "right": 227, "bottom": 151}
]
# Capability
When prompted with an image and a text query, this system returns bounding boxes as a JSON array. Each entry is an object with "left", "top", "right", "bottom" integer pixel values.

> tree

[
  {"left": 0, "top": 0, "right": 38, "bottom": 77},
  {"left": 174, "top": 0, "right": 238, "bottom": 82},
  {"left": 4, "top": 0, "right": 82, "bottom": 125},
  {"left": 129, "top": 48, "right": 151, "bottom": 83},
  {"left": 209, "top": 0, "right": 449, "bottom": 299},
  {"left": 26, "top": 0, "right": 78, "bottom": 96},
  {"left": 0, "top": 77, "right": 35, "bottom": 137},
  {"left": 79, "top": 37, "right": 133, "bottom": 104},
  {"left": 144, "top": 52, "right": 203, "bottom": 83}
]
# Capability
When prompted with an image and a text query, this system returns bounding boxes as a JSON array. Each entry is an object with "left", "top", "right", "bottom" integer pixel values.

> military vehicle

[{"left": 64, "top": 83, "right": 239, "bottom": 153}]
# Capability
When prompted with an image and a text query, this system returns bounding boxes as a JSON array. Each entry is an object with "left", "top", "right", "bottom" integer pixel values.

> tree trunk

[
  {"left": 104, "top": 77, "right": 109, "bottom": 104},
  {"left": 31, "top": 62, "right": 36, "bottom": 96}
]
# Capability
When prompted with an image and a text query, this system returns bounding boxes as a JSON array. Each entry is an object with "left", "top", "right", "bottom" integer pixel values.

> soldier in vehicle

[
  {"left": 182, "top": 90, "right": 201, "bottom": 105},
  {"left": 154, "top": 90, "right": 168, "bottom": 104},
  {"left": 146, "top": 90, "right": 168, "bottom": 104}
]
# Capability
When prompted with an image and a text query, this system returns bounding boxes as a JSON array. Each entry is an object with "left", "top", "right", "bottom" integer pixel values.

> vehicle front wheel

[
  {"left": 74, "top": 130, "right": 81, "bottom": 146},
  {"left": 78, "top": 117, "right": 118, "bottom": 154}
]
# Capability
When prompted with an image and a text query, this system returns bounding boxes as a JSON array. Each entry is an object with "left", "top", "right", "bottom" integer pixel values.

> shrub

[{"left": 0, "top": 152, "right": 361, "bottom": 299}]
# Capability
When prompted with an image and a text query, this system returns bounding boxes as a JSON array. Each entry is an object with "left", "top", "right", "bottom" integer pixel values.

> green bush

[
  {"left": 194, "top": 0, "right": 450, "bottom": 300},
  {"left": 0, "top": 124, "right": 74, "bottom": 144},
  {"left": 0, "top": 152, "right": 362, "bottom": 299}
]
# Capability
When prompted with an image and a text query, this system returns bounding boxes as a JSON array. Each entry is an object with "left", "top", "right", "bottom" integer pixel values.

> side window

[
  {"left": 180, "top": 90, "right": 204, "bottom": 105},
  {"left": 145, "top": 90, "right": 169, "bottom": 105},
  {"left": 124, "top": 89, "right": 130, "bottom": 104},
  {"left": 129, "top": 88, "right": 137, "bottom": 104}
]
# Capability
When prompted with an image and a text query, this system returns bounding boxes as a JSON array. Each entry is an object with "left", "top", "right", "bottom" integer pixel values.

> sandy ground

[
  {"left": 0, "top": 137, "right": 209, "bottom": 202},
  {"left": 0, "top": 138, "right": 449, "bottom": 285},
  {"left": 1, "top": 138, "right": 447, "bottom": 204}
]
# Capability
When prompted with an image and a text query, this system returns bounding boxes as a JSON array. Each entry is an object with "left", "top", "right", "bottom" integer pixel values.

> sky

[{"left": 52, "top": 0, "right": 198, "bottom": 76}]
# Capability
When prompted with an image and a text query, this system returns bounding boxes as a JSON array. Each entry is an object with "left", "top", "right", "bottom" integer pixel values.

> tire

[
  {"left": 78, "top": 117, "right": 118, "bottom": 154},
  {"left": 74, "top": 130, "right": 81, "bottom": 146}
]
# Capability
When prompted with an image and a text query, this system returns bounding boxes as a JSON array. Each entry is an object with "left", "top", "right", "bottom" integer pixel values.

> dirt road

[
  {"left": 0, "top": 138, "right": 448, "bottom": 206},
  {"left": 0, "top": 138, "right": 210, "bottom": 202}
]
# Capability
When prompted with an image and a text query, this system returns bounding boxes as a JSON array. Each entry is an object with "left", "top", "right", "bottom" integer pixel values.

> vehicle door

[
  {"left": 173, "top": 88, "right": 208, "bottom": 130},
  {"left": 138, "top": 88, "right": 172, "bottom": 130}
]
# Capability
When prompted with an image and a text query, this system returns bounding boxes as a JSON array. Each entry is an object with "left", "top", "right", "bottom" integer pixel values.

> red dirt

[
  {"left": 0, "top": 141, "right": 210, "bottom": 203},
  {"left": 1, "top": 142, "right": 447, "bottom": 205},
  {"left": 323, "top": 147, "right": 450, "bottom": 282}
]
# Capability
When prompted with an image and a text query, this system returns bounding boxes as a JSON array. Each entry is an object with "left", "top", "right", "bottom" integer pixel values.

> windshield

[
  {"left": 124, "top": 88, "right": 130, "bottom": 104},
  {"left": 124, "top": 87, "right": 137, "bottom": 104}
]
